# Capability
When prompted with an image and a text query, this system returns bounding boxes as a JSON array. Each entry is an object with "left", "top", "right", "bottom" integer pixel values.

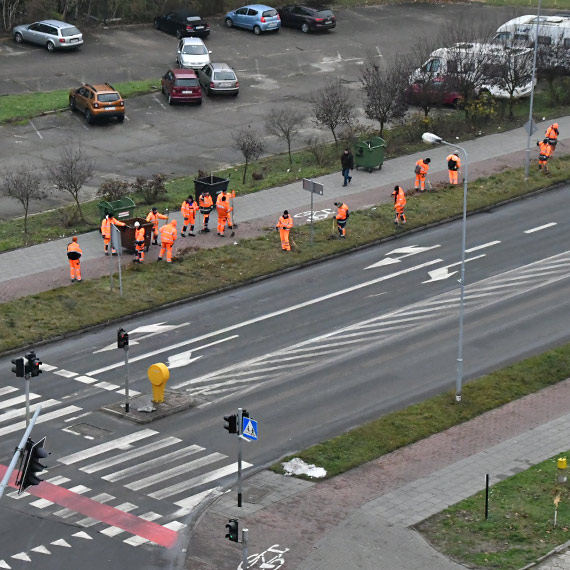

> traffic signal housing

[
  {"left": 18, "top": 437, "right": 48, "bottom": 494},
  {"left": 11, "top": 357, "right": 24, "bottom": 378},
  {"left": 225, "top": 518, "right": 239, "bottom": 542},
  {"left": 224, "top": 414, "right": 237, "bottom": 434},
  {"left": 26, "top": 352, "right": 42, "bottom": 378},
  {"left": 117, "top": 328, "right": 129, "bottom": 349}
]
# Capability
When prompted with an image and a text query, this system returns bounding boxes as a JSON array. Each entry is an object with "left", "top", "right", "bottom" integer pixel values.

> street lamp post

[{"left": 422, "top": 132, "right": 468, "bottom": 402}]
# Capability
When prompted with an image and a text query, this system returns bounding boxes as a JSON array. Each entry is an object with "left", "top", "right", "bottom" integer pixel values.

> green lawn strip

[
  {"left": 416, "top": 451, "right": 570, "bottom": 570},
  {"left": 0, "top": 79, "right": 159, "bottom": 123},
  {"left": 2, "top": 156, "right": 570, "bottom": 353},
  {"left": 271, "top": 347, "right": 570, "bottom": 480}
]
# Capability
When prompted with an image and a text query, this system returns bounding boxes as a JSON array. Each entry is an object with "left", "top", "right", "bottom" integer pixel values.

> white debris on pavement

[{"left": 282, "top": 458, "right": 326, "bottom": 478}]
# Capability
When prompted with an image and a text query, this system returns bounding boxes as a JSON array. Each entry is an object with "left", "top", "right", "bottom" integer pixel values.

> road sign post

[
  {"left": 237, "top": 407, "right": 243, "bottom": 507},
  {"left": 242, "top": 528, "right": 249, "bottom": 570},
  {"left": 302, "top": 178, "right": 324, "bottom": 245},
  {"left": 118, "top": 328, "right": 130, "bottom": 413}
]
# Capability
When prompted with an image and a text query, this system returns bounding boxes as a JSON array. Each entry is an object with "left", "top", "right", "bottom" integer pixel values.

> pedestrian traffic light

[
  {"left": 224, "top": 414, "right": 237, "bottom": 434},
  {"left": 225, "top": 518, "right": 239, "bottom": 542},
  {"left": 117, "top": 328, "right": 129, "bottom": 349},
  {"left": 24, "top": 351, "right": 42, "bottom": 378},
  {"left": 18, "top": 437, "right": 48, "bottom": 494},
  {"left": 11, "top": 357, "right": 24, "bottom": 378},
  {"left": 242, "top": 409, "right": 249, "bottom": 419}
]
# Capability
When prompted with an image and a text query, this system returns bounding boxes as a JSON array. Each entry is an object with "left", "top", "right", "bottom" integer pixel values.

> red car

[
  {"left": 161, "top": 68, "right": 202, "bottom": 105},
  {"left": 406, "top": 78, "right": 463, "bottom": 108}
]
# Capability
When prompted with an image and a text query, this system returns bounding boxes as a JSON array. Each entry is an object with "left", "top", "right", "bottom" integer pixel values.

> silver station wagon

[{"left": 12, "top": 19, "right": 83, "bottom": 51}]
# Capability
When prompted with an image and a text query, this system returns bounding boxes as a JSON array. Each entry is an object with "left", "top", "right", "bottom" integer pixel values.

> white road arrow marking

[
  {"left": 93, "top": 322, "right": 190, "bottom": 353},
  {"left": 50, "top": 539, "right": 71, "bottom": 548},
  {"left": 167, "top": 352, "right": 203, "bottom": 369},
  {"left": 365, "top": 245, "right": 441, "bottom": 269},
  {"left": 11, "top": 553, "right": 31, "bottom": 562},
  {"left": 423, "top": 254, "right": 486, "bottom": 283},
  {"left": 0, "top": 560, "right": 11, "bottom": 569}
]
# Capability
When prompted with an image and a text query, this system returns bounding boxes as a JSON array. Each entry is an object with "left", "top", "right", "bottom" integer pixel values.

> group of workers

[{"left": 537, "top": 122, "right": 559, "bottom": 174}]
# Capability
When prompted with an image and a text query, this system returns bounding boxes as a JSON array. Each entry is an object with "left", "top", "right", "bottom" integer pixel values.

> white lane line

[
  {"left": 0, "top": 406, "right": 81, "bottom": 437},
  {"left": 149, "top": 462, "right": 253, "bottom": 500},
  {"left": 524, "top": 222, "right": 557, "bottom": 234},
  {"left": 73, "top": 375, "right": 97, "bottom": 384},
  {"left": 29, "top": 120, "right": 43, "bottom": 139},
  {"left": 58, "top": 429, "right": 158, "bottom": 465},
  {"left": 152, "top": 94, "right": 166, "bottom": 109},
  {"left": 91, "top": 259, "right": 442, "bottom": 377},
  {"left": 173, "top": 487, "right": 222, "bottom": 511},
  {"left": 54, "top": 369, "right": 78, "bottom": 378},
  {"left": 465, "top": 240, "right": 501, "bottom": 253}
]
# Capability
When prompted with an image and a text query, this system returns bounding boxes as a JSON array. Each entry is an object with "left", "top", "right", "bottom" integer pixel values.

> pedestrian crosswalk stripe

[
  {"left": 0, "top": 386, "right": 18, "bottom": 397},
  {"left": 0, "top": 398, "right": 58, "bottom": 422},
  {"left": 0, "top": 406, "right": 81, "bottom": 437}
]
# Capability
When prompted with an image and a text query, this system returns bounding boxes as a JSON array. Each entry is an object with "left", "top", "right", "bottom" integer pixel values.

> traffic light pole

[
  {"left": 0, "top": 405, "right": 42, "bottom": 500},
  {"left": 123, "top": 345, "right": 130, "bottom": 414},
  {"left": 24, "top": 375, "right": 30, "bottom": 427},
  {"left": 242, "top": 528, "right": 249, "bottom": 570},
  {"left": 237, "top": 407, "right": 243, "bottom": 508}
]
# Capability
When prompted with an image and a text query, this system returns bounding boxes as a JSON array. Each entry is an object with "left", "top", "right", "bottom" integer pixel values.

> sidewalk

[
  {"left": 184, "top": 377, "right": 570, "bottom": 570},
  {"left": 1, "top": 116, "right": 568, "bottom": 302}
]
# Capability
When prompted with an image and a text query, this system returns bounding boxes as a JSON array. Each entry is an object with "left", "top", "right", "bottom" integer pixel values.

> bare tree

[
  {"left": 44, "top": 146, "right": 95, "bottom": 222},
  {"left": 311, "top": 79, "right": 353, "bottom": 145},
  {"left": 361, "top": 55, "right": 408, "bottom": 135},
  {"left": 97, "top": 178, "right": 131, "bottom": 202},
  {"left": 537, "top": 36, "right": 570, "bottom": 106},
  {"left": 131, "top": 173, "right": 168, "bottom": 205},
  {"left": 0, "top": 167, "right": 46, "bottom": 235},
  {"left": 265, "top": 107, "right": 306, "bottom": 164},
  {"left": 232, "top": 128, "right": 266, "bottom": 184},
  {"left": 2, "top": 0, "right": 24, "bottom": 32}
]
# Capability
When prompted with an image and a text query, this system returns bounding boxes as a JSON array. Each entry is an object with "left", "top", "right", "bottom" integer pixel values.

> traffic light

[
  {"left": 11, "top": 357, "right": 24, "bottom": 378},
  {"left": 224, "top": 414, "right": 237, "bottom": 434},
  {"left": 18, "top": 437, "right": 48, "bottom": 494},
  {"left": 117, "top": 328, "right": 129, "bottom": 349},
  {"left": 225, "top": 518, "right": 239, "bottom": 542},
  {"left": 242, "top": 409, "right": 249, "bottom": 419},
  {"left": 25, "top": 351, "right": 42, "bottom": 378}
]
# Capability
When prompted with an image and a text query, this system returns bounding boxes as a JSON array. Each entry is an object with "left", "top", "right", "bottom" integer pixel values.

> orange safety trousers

[
  {"left": 448, "top": 170, "right": 459, "bottom": 185},
  {"left": 279, "top": 229, "right": 291, "bottom": 250},
  {"left": 69, "top": 259, "right": 81, "bottom": 281},
  {"left": 415, "top": 173, "right": 426, "bottom": 190},
  {"left": 160, "top": 243, "right": 173, "bottom": 262},
  {"left": 218, "top": 215, "right": 228, "bottom": 235}
]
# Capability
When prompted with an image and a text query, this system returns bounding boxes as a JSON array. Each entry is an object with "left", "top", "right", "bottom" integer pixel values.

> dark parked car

[
  {"left": 277, "top": 4, "right": 335, "bottom": 33},
  {"left": 161, "top": 68, "right": 202, "bottom": 105},
  {"left": 153, "top": 11, "right": 210, "bottom": 39}
]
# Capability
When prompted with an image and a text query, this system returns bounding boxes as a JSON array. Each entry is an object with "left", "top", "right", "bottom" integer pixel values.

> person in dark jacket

[{"left": 341, "top": 149, "right": 354, "bottom": 187}]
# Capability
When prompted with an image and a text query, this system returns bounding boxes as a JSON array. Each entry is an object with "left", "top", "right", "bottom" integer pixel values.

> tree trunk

[{"left": 242, "top": 160, "right": 248, "bottom": 184}]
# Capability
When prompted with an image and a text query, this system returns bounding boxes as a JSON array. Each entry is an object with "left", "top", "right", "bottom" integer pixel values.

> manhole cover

[{"left": 65, "top": 423, "right": 111, "bottom": 439}]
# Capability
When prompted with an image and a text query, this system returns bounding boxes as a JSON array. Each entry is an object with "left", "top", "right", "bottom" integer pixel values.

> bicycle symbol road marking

[{"left": 237, "top": 544, "right": 289, "bottom": 569}]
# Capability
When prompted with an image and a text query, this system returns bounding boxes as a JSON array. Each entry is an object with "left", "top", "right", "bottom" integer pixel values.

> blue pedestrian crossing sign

[{"left": 241, "top": 417, "right": 258, "bottom": 441}]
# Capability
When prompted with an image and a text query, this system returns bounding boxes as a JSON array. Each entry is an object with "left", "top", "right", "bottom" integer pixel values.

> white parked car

[{"left": 176, "top": 37, "right": 211, "bottom": 70}]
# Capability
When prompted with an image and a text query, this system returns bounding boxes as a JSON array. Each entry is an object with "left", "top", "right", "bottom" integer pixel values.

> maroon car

[
  {"left": 161, "top": 68, "right": 202, "bottom": 105},
  {"left": 406, "top": 78, "right": 463, "bottom": 108}
]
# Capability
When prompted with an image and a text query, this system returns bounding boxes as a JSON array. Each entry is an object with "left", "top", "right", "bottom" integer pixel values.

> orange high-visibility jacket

[
  {"left": 101, "top": 216, "right": 125, "bottom": 238},
  {"left": 538, "top": 140, "right": 553, "bottom": 159},
  {"left": 545, "top": 124, "right": 559, "bottom": 142},
  {"left": 416, "top": 159, "right": 430, "bottom": 176},
  {"left": 181, "top": 200, "right": 198, "bottom": 220},
  {"left": 160, "top": 223, "right": 177, "bottom": 245},
  {"left": 134, "top": 227, "right": 145, "bottom": 244},
  {"left": 199, "top": 194, "right": 214, "bottom": 214},
  {"left": 276, "top": 215, "right": 293, "bottom": 230},
  {"left": 336, "top": 203, "right": 349, "bottom": 220},
  {"left": 394, "top": 187, "right": 406, "bottom": 213},
  {"left": 447, "top": 153, "right": 461, "bottom": 171},
  {"left": 216, "top": 201, "right": 232, "bottom": 218},
  {"left": 66, "top": 241, "right": 82, "bottom": 260},
  {"left": 216, "top": 190, "right": 235, "bottom": 205},
  {"left": 146, "top": 210, "right": 168, "bottom": 229}
]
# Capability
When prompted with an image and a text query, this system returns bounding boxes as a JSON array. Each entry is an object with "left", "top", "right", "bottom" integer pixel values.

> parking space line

[
  {"left": 152, "top": 94, "right": 166, "bottom": 110},
  {"left": 29, "top": 120, "right": 43, "bottom": 139}
]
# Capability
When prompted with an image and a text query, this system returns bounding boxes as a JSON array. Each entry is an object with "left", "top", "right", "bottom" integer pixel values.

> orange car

[{"left": 69, "top": 83, "right": 125, "bottom": 124}]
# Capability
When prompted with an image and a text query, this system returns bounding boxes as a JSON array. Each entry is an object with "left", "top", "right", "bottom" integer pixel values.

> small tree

[
  {"left": 97, "top": 179, "right": 131, "bottom": 201},
  {"left": 0, "top": 167, "right": 46, "bottom": 235},
  {"left": 232, "top": 128, "right": 266, "bottom": 184},
  {"left": 361, "top": 56, "right": 408, "bottom": 135},
  {"left": 131, "top": 173, "right": 168, "bottom": 205},
  {"left": 265, "top": 107, "right": 305, "bottom": 164},
  {"left": 311, "top": 79, "right": 353, "bottom": 145},
  {"left": 44, "top": 145, "right": 95, "bottom": 222}
]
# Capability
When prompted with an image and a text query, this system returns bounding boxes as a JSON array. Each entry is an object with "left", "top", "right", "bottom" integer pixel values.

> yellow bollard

[
  {"left": 147, "top": 363, "right": 170, "bottom": 403},
  {"left": 557, "top": 457, "right": 567, "bottom": 484}
]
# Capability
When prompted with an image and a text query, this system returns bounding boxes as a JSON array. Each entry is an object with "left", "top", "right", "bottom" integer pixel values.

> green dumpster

[
  {"left": 354, "top": 137, "right": 387, "bottom": 173},
  {"left": 98, "top": 197, "right": 136, "bottom": 221}
]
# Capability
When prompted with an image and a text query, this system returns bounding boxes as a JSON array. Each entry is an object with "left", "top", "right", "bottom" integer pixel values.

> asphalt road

[
  {"left": 1, "top": 185, "right": 570, "bottom": 569},
  {"left": 0, "top": 3, "right": 515, "bottom": 218}
]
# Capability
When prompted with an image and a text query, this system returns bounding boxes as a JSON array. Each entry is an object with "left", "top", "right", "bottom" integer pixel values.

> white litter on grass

[{"left": 282, "top": 458, "right": 326, "bottom": 478}]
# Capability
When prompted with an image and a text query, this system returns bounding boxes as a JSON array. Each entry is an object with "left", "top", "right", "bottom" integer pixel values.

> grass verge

[
  {"left": 1, "top": 154, "right": 570, "bottom": 354},
  {"left": 416, "top": 449, "right": 570, "bottom": 570}
]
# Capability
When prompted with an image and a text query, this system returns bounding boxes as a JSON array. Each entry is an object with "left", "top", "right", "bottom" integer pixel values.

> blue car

[{"left": 224, "top": 4, "right": 281, "bottom": 35}]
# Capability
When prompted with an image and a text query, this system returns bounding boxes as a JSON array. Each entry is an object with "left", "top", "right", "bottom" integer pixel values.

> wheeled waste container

[
  {"left": 117, "top": 217, "right": 153, "bottom": 253},
  {"left": 354, "top": 137, "right": 387, "bottom": 173},
  {"left": 193, "top": 175, "right": 230, "bottom": 203},
  {"left": 98, "top": 197, "right": 136, "bottom": 221}
]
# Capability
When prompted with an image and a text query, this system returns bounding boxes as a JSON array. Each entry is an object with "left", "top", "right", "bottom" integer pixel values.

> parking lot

[{"left": 0, "top": 4, "right": 512, "bottom": 217}]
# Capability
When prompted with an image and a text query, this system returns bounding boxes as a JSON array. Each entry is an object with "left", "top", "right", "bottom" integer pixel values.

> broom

[{"left": 328, "top": 215, "right": 337, "bottom": 239}]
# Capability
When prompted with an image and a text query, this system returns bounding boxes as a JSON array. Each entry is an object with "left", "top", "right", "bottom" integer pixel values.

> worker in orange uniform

[
  {"left": 276, "top": 210, "right": 293, "bottom": 251},
  {"left": 392, "top": 186, "right": 407, "bottom": 225},
  {"left": 545, "top": 123, "right": 559, "bottom": 151},
  {"left": 100, "top": 212, "right": 126, "bottom": 256},
  {"left": 157, "top": 219, "right": 178, "bottom": 263},
  {"left": 216, "top": 189, "right": 236, "bottom": 229},
  {"left": 66, "top": 236, "right": 82, "bottom": 282},
  {"left": 446, "top": 152, "right": 461, "bottom": 185},
  {"left": 414, "top": 157, "right": 431, "bottom": 191},
  {"left": 537, "top": 139, "right": 553, "bottom": 174},
  {"left": 216, "top": 195, "right": 233, "bottom": 237},
  {"left": 146, "top": 207, "right": 169, "bottom": 245},
  {"left": 334, "top": 201, "right": 349, "bottom": 239},
  {"left": 199, "top": 190, "right": 214, "bottom": 232},
  {"left": 133, "top": 221, "right": 146, "bottom": 263},
  {"left": 181, "top": 196, "right": 198, "bottom": 237}
]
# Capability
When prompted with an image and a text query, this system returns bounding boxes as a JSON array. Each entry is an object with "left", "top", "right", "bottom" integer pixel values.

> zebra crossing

[
  {"left": 174, "top": 249, "right": 570, "bottom": 400},
  {"left": 4, "top": 427, "right": 252, "bottom": 549}
]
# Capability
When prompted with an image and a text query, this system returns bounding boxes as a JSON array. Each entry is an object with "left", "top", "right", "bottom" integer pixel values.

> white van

[
  {"left": 411, "top": 42, "right": 535, "bottom": 99},
  {"left": 495, "top": 14, "right": 570, "bottom": 47}
]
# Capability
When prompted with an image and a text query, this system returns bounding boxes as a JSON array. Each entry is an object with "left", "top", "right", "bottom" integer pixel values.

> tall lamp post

[{"left": 422, "top": 132, "right": 468, "bottom": 402}]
